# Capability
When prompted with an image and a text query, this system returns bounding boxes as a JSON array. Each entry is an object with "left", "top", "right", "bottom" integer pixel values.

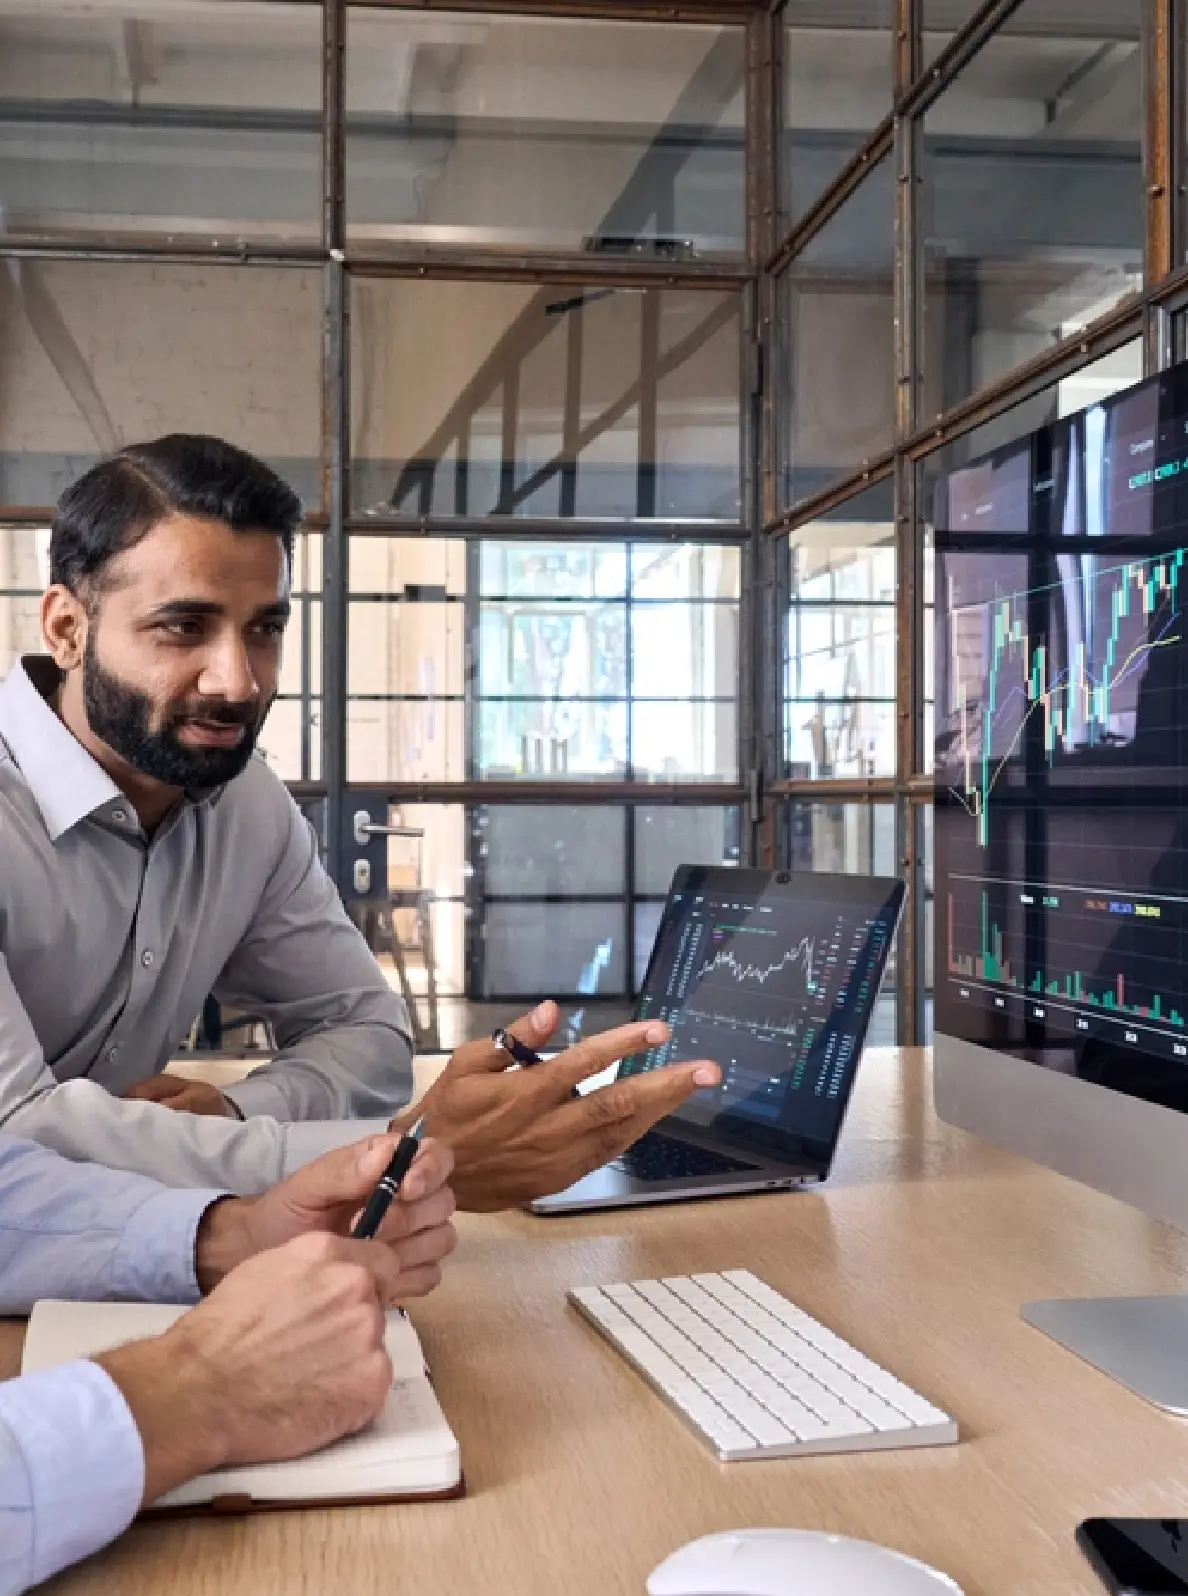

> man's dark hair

[{"left": 49, "top": 434, "right": 303, "bottom": 598}]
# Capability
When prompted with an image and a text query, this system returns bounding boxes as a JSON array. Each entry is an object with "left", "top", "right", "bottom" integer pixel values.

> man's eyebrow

[
  {"left": 145, "top": 599, "right": 224, "bottom": 620},
  {"left": 142, "top": 598, "right": 292, "bottom": 622}
]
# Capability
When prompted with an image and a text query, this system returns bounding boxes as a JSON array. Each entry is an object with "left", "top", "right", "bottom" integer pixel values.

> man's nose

[{"left": 197, "top": 638, "right": 258, "bottom": 704}]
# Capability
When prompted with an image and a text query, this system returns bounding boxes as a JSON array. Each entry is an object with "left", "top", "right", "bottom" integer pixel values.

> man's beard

[{"left": 82, "top": 632, "right": 267, "bottom": 789}]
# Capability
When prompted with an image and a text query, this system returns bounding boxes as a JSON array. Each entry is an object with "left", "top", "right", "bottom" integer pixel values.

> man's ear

[{"left": 41, "top": 585, "right": 89, "bottom": 674}]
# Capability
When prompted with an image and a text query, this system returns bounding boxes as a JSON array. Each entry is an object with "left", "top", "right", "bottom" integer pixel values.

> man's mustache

[{"left": 169, "top": 700, "right": 261, "bottom": 729}]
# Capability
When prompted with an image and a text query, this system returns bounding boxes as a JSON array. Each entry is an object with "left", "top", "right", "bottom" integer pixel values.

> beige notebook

[{"left": 22, "top": 1299, "right": 463, "bottom": 1514}]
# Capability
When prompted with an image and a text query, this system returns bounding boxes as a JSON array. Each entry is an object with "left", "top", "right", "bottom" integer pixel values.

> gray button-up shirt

[{"left": 0, "top": 657, "right": 413, "bottom": 1193}]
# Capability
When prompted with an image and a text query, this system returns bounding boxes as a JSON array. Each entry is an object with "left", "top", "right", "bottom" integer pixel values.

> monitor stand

[{"left": 1021, "top": 1296, "right": 1188, "bottom": 1414}]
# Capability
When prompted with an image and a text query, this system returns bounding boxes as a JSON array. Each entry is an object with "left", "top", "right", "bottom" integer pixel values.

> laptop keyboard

[{"left": 610, "top": 1132, "right": 759, "bottom": 1182}]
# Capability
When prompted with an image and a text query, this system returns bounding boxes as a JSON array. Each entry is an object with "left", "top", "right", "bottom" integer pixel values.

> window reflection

[
  {"left": 921, "top": 0, "right": 1142, "bottom": 416},
  {"left": 778, "top": 160, "right": 895, "bottom": 508},
  {"left": 350, "top": 281, "right": 742, "bottom": 523},
  {"left": 344, "top": 538, "right": 740, "bottom": 783},
  {"left": 783, "top": 2, "right": 894, "bottom": 219},
  {"left": 784, "top": 482, "right": 896, "bottom": 778},
  {"left": 0, "top": 3, "right": 322, "bottom": 244},
  {"left": 345, "top": 11, "right": 744, "bottom": 255},
  {"left": 0, "top": 261, "right": 323, "bottom": 511}
]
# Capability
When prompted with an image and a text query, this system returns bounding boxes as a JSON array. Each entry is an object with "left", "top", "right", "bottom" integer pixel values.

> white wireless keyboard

[{"left": 569, "top": 1270, "right": 958, "bottom": 1462}]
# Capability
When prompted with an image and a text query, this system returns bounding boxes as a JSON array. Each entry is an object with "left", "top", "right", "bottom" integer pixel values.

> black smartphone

[{"left": 1078, "top": 1518, "right": 1188, "bottom": 1594}]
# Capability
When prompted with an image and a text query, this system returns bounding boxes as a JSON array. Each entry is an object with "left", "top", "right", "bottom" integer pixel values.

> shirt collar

[
  {"left": 0, "top": 657, "right": 124, "bottom": 840},
  {"left": 0, "top": 656, "right": 225, "bottom": 842}
]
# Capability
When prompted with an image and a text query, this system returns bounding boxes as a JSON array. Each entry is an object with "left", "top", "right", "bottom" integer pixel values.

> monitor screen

[
  {"left": 621, "top": 866, "right": 904, "bottom": 1161},
  {"left": 935, "top": 358, "right": 1188, "bottom": 1112}
]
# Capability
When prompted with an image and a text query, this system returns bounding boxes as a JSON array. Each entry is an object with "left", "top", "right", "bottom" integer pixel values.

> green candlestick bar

[
  {"left": 961, "top": 549, "right": 1188, "bottom": 848},
  {"left": 1026, "top": 967, "right": 1185, "bottom": 1026},
  {"left": 945, "top": 897, "right": 1185, "bottom": 1029}
]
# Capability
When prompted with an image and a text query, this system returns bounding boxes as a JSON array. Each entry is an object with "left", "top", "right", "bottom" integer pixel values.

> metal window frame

[
  {"left": 762, "top": 0, "right": 1175, "bottom": 1045},
  {"left": 3, "top": 0, "right": 1185, "bottom": 1042}
]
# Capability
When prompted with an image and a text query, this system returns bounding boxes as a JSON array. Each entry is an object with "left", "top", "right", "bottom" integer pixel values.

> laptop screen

[{"left": 621, "top": 866, "right": 906, "bottom": 1165}]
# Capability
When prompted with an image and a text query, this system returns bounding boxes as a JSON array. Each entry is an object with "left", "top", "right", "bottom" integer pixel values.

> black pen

[
  {"left": 352, "top": 1113, "right": 426, "bottom": 1241},
  {"left": 492, "top": 1027, "right": 581, "bottom": 1099}
]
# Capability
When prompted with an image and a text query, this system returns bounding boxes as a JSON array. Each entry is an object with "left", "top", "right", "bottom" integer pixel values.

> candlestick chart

[
  {"left": 942, "top": 549, "right": 1186, "bottom": 849},
  {"left": 937, "top": 544, "right": 1188, "bottom": 1062}
]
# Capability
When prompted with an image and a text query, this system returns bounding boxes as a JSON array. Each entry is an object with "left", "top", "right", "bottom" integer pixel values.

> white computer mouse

[{"left": 646, "top": 1529, "right": 964, "bottom": 1596}]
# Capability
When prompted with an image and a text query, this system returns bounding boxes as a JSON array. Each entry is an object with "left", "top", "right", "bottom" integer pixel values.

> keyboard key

[
  {"left": 671, "top": 1388, "right": 756, "bottom": 1454},
  {"left": 610, "top": 1132, "right": 759, "bottom": 1182}
]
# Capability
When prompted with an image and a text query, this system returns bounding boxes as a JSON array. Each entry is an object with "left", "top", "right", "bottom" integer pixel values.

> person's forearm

[
  {"left": 221, "top": 1021, "right": 415, "bottom": 1124},
  {"left": 0, "top": 1362, "right": 147, "bottom": 1595},
  {"left": 95, "top": 1339, "right": 227, "bottom": 1504},
  {"left": 193, "top": 1196, "right": 257, "bottom": 1293},
  {"left": 0, "top": 1137, "right": 219, "bottom": 1313},
  {"left": 0, "top": 1076, "right": 290, "bottom": 1195}
]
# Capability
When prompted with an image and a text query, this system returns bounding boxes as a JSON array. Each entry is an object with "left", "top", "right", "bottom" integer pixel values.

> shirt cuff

[
  {"left": 111, "top": 1186, "right": 226, "bottom": 1305},
  {"left": 0, "top": 1361, "right": 145, "bottom": 1588},
  {"left": 281, "top": 1118, "right": 394, "bottom": 1177},
  {"left": 221, "top": 1072, "right": 294, "bottom": 1123}
]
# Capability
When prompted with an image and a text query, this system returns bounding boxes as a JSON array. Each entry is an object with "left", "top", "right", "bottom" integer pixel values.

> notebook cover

[{"left": 142, "top": 1474, "right": 466, "bottom": 1518}]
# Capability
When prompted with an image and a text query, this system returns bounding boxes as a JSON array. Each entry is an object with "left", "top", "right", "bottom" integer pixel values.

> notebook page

[
  {"left": 23, "top": 1301, "right": 428, "bottom": 1382},
  {"left": 22, "top": 1300, "right": 184, "bottom": 1373}
]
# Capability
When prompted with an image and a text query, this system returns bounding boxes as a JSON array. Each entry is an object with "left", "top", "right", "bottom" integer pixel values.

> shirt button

[
  {"left": 112, "top": 808, "right": 128, "bottom": 824},
  {"left": 141, "top": 950, "right": 155, "bottom": 968},
  {"left": 107, "top": 1046, "right": 119, "bottom": 1061}
]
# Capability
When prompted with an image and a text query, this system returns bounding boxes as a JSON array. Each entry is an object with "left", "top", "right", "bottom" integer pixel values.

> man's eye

[
  {"left": 257, "top": 620, "right": 287, "bottom": 638},
  {"left": 160, "top": 620, "right": 203, "bottom": 638}
]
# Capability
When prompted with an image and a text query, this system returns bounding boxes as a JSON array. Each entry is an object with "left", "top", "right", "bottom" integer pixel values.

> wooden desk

[{"left": 12, "top": 1046, "right": 1188, "bottom": 1596}]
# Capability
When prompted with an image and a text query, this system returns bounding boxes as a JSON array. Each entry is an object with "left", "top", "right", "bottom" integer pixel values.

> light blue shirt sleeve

[
  {"left": 0, "top": 1361, "right": 144, "bottom": 1596},
  {"left": 0, "top": 1135, "right": 226, "bottom": 1592},
  {"left": 0, "top": 1135, "right": 222, "bottom": 1313}
]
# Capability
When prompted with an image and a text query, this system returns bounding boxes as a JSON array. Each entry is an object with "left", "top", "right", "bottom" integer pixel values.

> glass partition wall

[
  {"left": 770, "top": 0, "right": 1163, "bottom": 1047},
  {"left": 0, "top": 0, "right": 1180, "bottom": 1049}
]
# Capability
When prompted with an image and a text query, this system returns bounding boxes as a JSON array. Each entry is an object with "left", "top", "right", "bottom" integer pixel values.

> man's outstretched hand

[{"left": 394, "top": 1002, "right": 721, "bottom": 1211}]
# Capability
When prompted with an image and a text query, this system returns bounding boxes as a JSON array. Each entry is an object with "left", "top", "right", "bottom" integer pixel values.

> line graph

[
  {"left": 700, "top": 937, "right": 819, "bottom": 993},
  {"left": 943, "top": 549, "right": 1186, "bottom": 846},
  {"left": 677, "top": 917, "right": 855, "bottom": 1037}
]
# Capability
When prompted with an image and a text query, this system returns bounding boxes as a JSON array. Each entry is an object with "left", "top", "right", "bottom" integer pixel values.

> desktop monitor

[{"left": 933, "top": 357, "right": 1188, "bottom": 1410}]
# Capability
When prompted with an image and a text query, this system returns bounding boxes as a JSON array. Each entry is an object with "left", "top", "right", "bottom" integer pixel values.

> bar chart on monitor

[
  {"left": 944, "top": 863, "right": 1188, "bottom": 1059},
  {"left": 933, "top": 360, "right": 1188, "bottom": 1096}
]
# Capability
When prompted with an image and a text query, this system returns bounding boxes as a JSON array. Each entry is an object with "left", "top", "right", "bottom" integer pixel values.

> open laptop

[{"left": 531, "top": 864, "right": 905, "bottom": 1215}]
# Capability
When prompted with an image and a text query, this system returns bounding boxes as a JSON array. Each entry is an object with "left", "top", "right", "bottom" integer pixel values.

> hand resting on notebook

[
  {"left": 97, "top": 1232, "right": 407, "bottom": 1505},
  {"left": 89, "top": 1132, "right": 455, "bottom": 1509},
  {"left": 0, "top": 1129, "right": 458, "bottom": 1592}
]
